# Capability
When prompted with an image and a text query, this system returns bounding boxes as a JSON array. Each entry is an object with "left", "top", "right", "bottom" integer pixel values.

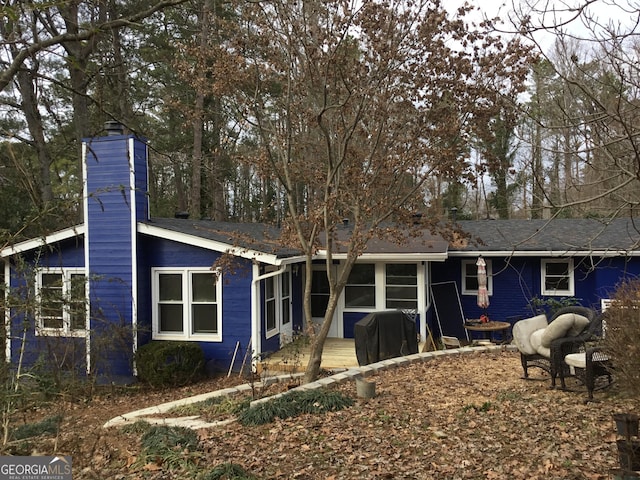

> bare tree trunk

[
  {"left": 58, "top": 1, "right": 105, "bottom": 174},
  {"left": 15, "top": 69, "right": 53, "bottom": 206},
  {"left": 530, "top": 67, "right": 544, "bottom": 219},
  {"left": 191, "top": 93, "right": 204, "bottom": 219},
  {"left": 209, "top": 97, "right": 227, "bottom": 221},
  {"left": 189, "top": 1, "right": 211, "bottom": 220},
  {"left": 109, "top": 25, "right": 134, "bottom": 125}
]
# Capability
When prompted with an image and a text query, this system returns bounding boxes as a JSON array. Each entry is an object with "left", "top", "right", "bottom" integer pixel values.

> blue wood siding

[
  {"left": 431, "top": 255, "right": 640, "bottom": 336},
  {"left": 84, "top": 135, "right": 146, "bottom": 378},
  {"left": 132, "top": 139, "right": 149, "bottom": 222},
  {"left": 139, "top": 235, "right": 253, "bottom": 372},
  {"left": 9, "top": 240, "right": 86, "bottom": 373},
  {"left": 343, "top": 312, "right": 368, "bottom": 338}
]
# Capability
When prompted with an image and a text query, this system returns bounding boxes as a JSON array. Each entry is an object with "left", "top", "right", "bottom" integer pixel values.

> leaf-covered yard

[{"left": 20, "top": 351, "right": 640, "bottom": 479}]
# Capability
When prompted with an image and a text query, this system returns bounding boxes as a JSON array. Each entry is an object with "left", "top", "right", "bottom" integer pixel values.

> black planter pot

[
  {"left": 617, "top": 440, "right": 640, "bottom": 471},
  {"left": 614, "top": 413, "right": 640, "bottom": 439},
  {"left": 611, "top": 469, "right": 640, "bottom": 480}
]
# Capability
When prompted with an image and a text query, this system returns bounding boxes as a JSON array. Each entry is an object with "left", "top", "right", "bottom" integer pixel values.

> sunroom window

[
  {"left": 153, "top": 268, "right": 221, "bottom": 341},
  {"left": 385, "top": 264, "right": 417, "bottom": 309},
  {"left": 37, "top": 269, "right": 87, "bottom": 335},
  {"left": 541, "top": 259, "right": 574, "bottom": 296},
  {"left": 345, "top": 264, "right": 375, "bottom": 308}
]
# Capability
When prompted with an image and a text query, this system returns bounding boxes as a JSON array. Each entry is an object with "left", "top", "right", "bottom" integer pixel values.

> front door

[{"left": 310, "top": 266, "right": 341, "bottom": 337}]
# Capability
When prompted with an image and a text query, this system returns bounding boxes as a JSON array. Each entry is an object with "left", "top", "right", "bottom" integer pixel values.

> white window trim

[
  {"left": 384, "top": 263, "right": 419, "bottom": 310},
  {"left": 541, "top": 258, "right": 574, "bottom": 296},
  {"left": 152, "top": 267, "right": 222, "bottom": 342},
  {"left": 264, "top": 268, "right": 291, "bottom": 340},
  {"left": 341, "top": 262, "right": 423, "bottom": 313},
  {"left": 281, "top": 271, "right": 291, "bottom": 326},
  {"left": 36, "top": 268, "right": 87, "bottom": 337},
  {"left": 344, "top": 263, "right": 376, "bottom": 310},
  {"left": 461, "top": 259, "right": 493, "bottom": 296}
]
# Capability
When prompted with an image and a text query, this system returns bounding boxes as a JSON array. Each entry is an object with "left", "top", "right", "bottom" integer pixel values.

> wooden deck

[
  {"left": 258, "top": 338, "right": 433, "bottom": 373},
  {"left": 259, "top": 338, "right": 359, "bottom": 373}
]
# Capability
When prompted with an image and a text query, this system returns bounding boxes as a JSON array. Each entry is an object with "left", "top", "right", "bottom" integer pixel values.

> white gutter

[
  {"left": 314, "top": 251, "right": 448, "bottom": 262},
  {"left": 0, "top": 225, "right": 84, "bottom": 258},
  {"left": 446, "top": 250, "right": 640, "bottom": 258},
  {"left": 129, "top": 138, "right": 139, "bottom": 376},
  {"left": 137, "top": 223, "right": 306, "bottom": 266},
  {"left": 250, "top": 263, "right": 287, "bottom": 370}
]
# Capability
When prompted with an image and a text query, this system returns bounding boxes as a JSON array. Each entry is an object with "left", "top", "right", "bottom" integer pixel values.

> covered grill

[{"left": 354, "top": 310, "right": 418, "bottom": 366}]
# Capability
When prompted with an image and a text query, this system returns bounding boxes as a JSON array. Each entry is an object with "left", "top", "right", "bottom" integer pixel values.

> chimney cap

[{"left": 104, "top": 121, "right": 124, "bottom": 136}]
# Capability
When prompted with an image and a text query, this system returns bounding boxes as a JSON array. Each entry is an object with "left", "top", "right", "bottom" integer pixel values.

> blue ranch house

[{"left": 2, "top": 129, "right": 639, "bottom": 381}]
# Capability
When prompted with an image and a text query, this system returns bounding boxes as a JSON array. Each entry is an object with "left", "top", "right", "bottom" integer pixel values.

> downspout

[
  {"left": 3, "top": 259, "right": 9, "bottom": 364},
  {"left": 251, "top": 263, "right": 287, "bottom": 371},
  {"left": 82, "top": 141, "right": 91, "bottom": 374}
]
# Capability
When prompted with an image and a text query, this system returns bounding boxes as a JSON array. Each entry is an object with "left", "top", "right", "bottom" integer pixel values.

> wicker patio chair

[
  {"left": 549, "top": 311, "right": 604, "bottom": 389},
  {"left": 513, "top": 306, "right": 598, "bottom": 387},
  {"left": 564, "top": 345, "right": 613, "bottom": 401}
]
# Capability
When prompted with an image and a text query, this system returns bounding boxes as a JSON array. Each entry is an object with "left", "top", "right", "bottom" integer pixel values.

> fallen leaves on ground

[{"left": 17, "top": 351, "right": 640, "bottom": 479}]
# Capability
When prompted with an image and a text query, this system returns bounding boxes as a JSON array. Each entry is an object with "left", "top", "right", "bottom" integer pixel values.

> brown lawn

[{"left": 7, "top": 350, "right": 639, "bottom": 479}]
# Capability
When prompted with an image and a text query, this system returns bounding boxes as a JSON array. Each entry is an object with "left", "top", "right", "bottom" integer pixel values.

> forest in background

[{"left": 1, "top": 0, "right": 639, "bottom": 242}]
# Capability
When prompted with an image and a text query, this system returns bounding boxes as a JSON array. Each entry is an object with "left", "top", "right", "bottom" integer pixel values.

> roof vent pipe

[{"left": 104, "top": 121, "right": 124, "bottom": 136}]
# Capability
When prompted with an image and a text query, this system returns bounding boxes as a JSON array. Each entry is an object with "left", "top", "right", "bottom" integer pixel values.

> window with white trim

[
  {"left": 462, "top": 259, "right": 493, "bottom": 295},
  {"left": 153, "top": 268, "right": 222, "bottom": 341},
  {"left": 265, "top": 270, "right": 291, "bottom": 338},
  {"left": 36, "top": 269, "right": 87, "bottom": 335},
  {"left": 541, "top": 259, "right": 574, "bottom": 296},
  {"left": 385, "top": 264, "right": 417, "bottom": 309},
  {"left": 265, "top": 275, "right": 277, "bottom": 333},
  {"left": 281, "top": 271, "right": 291, "bottom": 326},
  {"left": 345, "top": 264, "right": 376, "bottom": 308}
]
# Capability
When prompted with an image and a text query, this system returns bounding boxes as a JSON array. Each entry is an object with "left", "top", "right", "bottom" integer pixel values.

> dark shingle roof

[
  {"left": 142, "top": 217, "right": 302, "bottom": 258},
  {"left": 450, "top": 218, "right": 640, "bottom": 254}
]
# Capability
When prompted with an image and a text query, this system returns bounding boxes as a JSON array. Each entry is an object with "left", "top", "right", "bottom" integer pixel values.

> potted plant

[
  {"left": 614, "top": 413, "right": 640, "bottom": 472},
  {"left": 614, "top": 413, "right": 640, "bottom": 439},
  {"left": 610, "top": 469, "right": 640, "bottom": 480}
]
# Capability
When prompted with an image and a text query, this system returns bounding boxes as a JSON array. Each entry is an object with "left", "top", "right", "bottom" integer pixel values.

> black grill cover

[{"left": 354, "top": 310, "right": 418, "bottom": 366}]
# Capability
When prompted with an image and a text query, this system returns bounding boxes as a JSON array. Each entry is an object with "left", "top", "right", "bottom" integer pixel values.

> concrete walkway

[{"left": 103, "top": 343, "right": 517, "bottom": 430}]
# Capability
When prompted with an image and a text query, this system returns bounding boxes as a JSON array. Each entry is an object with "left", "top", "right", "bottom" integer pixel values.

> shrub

[
  {"left": 199, "top": 463, "right": 257, "bottom": 480},
  {"left": 238, "top": 389, "right": 353, "bottom": 426},
  {"left": 602, "top": 278, "right": 640, "bottom": 397},
  {"left": 529, "top": 296, "right": 581, "bottom": 317},
  {"left": 136, "top": 341, "right": 205, "bottom": 387},
  {"left": 140, "top": 425, "right": 200, "bottom": 454},
  {"left": 139, "top": 425, "right": 201, "bottom": 471},
  {"left": 11, "top": 415, "right": 62, "bottom": 440}
]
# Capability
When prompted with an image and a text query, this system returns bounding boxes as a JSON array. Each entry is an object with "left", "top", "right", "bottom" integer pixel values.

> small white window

[
  {"left": 153, "top": 268, "right": 222, "bottom": 341},
  {"left": 36, "top": 269, "right": 87, "bottom": 336},
  {"left": 264, "top": 269, "right": 291, "bottom": 339},
  {"left": 461, "top": 259, "right": 493, "bottom": 295},
  {"left": 541, "top": 259, "right": 574, "bottom": 296}
]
